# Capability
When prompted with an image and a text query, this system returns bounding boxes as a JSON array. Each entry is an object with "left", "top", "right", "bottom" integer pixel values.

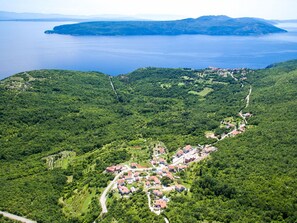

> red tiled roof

[
  {"left": 184, "top": 145, "right": 192, "bottom": 150},
  {"left": 119, "top": 186, "right": 130, "bottom": 194},
  {"left": 155, "top": 199, "right": 167, "bottom": 209}
]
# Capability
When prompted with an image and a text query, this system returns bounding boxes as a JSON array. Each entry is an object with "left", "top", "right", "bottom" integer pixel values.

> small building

[
  {"left": 149, "top": 176, "right": 161, "bottom": 185},
  {"left": 183, "top": 145, "right": 192, "bottom": 153},
  {"left": 166, "top": 172, "right": 174, "bottom": 180},
  {"left": 159, "top": 158, "right": 166, "bottom": 165},
  {"left": 117, "top": 179, "right": 125, "bottom": 186},
  {"left": 176, "top": 150, "right": 184, "bottom": 158},
  {"left": 168, "top": 165, "right": 176, "bottom": 172},
  {"left": 184, "top": 156, "right": 195, "bottom": 164},
  {"left": 231, "top": 130, "right": 241, "bottom": 136},
  {"left": 154, "top": 199, "right": 167, "bottom": 209},
  {"left": 175, "top": 185, "right": 186, "bottom": 192},
  {"left": 153, "top": 190, "right": 163, "bottom": 197},
  {"left": 158, "top": 147, "right": 166, "bottom": 154},
  {"left": 106, "top": 166, "right": 116, "bottom": 173},
  {"left": 130, "top": 187, "right": 136, "bottom": 193},
  {"left": 146, "top": 181, "right": 151, "bottom": 187},
  {"left": 119, "top": 186, "right": 130, "bottom": 195},
  {"left": 243, "top": 112, "right": 252, "bottom": 118},
  {"left": 131, "top": 163, "right": 138, "bottom": 168},
  {"left": 177, "top": 165, "right": 188, "bottom": 171},
  {"left": 106, "top": 165, "right": 123, "bottom": 173}
]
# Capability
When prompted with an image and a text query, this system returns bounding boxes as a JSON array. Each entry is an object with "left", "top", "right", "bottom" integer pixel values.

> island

[{"left": 45, "top": 15, "right": 287, "bottom": 36}]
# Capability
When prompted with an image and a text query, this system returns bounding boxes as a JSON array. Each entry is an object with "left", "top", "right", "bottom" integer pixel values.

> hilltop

[
  {"left": 0, "top": 60, "right": 296, "bottom": 223},
  {"left": 45, "top": 15, "right": 287, "bottom": 36}
]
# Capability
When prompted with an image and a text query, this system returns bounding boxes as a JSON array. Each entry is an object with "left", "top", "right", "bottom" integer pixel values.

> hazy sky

[{"left": 0, "top": 0, "right": 296, "bottom": 19}]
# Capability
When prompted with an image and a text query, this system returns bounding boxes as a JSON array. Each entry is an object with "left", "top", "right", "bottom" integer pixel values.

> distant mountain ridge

[
  {"left": 45, "top": 15, "right": 287, "bottom": 36},
  {"left": 0, "top": 11, "right": 145, "bottom": 21}
]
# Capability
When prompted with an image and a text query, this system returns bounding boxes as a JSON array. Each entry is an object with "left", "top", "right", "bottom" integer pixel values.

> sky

[{"left": 0, "top": 0, "right": 296, "bottom": 20}]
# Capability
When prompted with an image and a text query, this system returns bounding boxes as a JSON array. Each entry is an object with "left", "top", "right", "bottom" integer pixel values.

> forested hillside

[{"left": 0, "top": 60, "right": 296, "bottom": 223}]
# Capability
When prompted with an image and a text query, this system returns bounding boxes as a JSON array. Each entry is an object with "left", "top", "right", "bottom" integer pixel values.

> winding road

[
  {"left": 0, "top": 211, "right": 37, "bottom": 223},
  {"left": 99, "top": 166, "right": 153, "bottom": 214}
]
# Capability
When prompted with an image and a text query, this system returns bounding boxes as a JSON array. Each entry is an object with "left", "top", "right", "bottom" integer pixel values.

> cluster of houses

[
  {"left": 204, "top": 67, "right": 251, "bottom": 78},
  {"left": 104, "top": 144, "right": 218, "bottom": 212},
  {"left": 105, "top": 165, "right": 123, "bottom": 173}
]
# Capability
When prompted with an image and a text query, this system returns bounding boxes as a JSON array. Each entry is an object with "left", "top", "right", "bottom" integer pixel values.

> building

[
  {"left": 153, "top": 190, "right": 163, "bottom": 197},
  {"left": 183, "top": 145, "right": 192, "bottom": 153},
  {"left": 131, "top": 163, "right": 138, "bottom": 168},
  {"left": 176, "top": 150, "right": 184, "bottom": 158},
  {"left": 168, "top": 165, "right": 176, "bottom": 172},
  {"left": 119, "top": 186, "right": 130, "bottom": 195},
  {"left": 154, "top": 199, "right": 167, "bottom": 209},
  {"left": 159, "top": 158, "right": 166, "bottom": 165},
  {"left": 149, "top": 176, "right": 161, "bottom": 185},
  {"left": 105, "top": 165, "right": 123, "bottom": 173},
  {"left": 117, "top": 179, "right": 125, "bottom": 186},
  {"left": 175, "top": 185, "right": 186, "bottom": 192},
  {"left": 184, "top": 156, "right": 195, "bottom": 164}
]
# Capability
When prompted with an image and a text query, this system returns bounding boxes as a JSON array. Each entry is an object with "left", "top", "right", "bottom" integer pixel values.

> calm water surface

[{"left": 1, "top": 21, "right": 297, "bottom": 79}]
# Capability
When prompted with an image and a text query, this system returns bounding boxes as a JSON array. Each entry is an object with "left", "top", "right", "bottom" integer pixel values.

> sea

[{"left": 1, "top": 21, "right": 297, "bottom": 79}]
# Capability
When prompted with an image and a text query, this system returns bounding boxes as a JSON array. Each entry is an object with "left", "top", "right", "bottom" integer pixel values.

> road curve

[
  {"left": 0, "top": 211, "right": 37, "bottom": 223},
  {"left": 100, "top": 169, "right": 129, "bottom": 214}
]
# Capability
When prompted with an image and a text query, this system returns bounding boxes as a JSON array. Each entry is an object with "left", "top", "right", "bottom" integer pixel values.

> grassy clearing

[
  {"left": 197, "top": 87, "right": 214, "bottom": 97},
  {"left": 63, "top": 186, "right": 96, "bottom": 218}
]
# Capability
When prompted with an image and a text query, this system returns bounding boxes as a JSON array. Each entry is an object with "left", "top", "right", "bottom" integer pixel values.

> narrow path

[
  {"left": 109, "top": 76, "right": 119, "bottom": 101},
  {"left": 239, "top": 85, "right": 252, "bottom": 124},
  {"left": 164, "top": 217, "right": 170, "bottom": 223},
  {"left": 245, "top": 86, "right": 252, "bottom": 108},
  {"left": 0, "top": 211, "right": 37, "bottom": 223}
]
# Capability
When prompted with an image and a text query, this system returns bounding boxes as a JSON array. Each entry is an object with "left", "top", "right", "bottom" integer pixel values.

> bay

[{"left": 1, "top": 21, "right": 297, "bottom": 80}]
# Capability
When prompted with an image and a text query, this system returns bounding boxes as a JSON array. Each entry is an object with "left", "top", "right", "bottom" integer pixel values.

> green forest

[{"left": 0, "top": 60, "right": 296, "bottom": 223}]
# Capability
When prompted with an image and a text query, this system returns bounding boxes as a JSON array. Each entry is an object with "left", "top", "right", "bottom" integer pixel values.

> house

[
  {"left": 166, "top": 172, "right": 174, "bottom": 180},
  {"left": 146, "top": 181, "right": 151, "bottom": 187},
  {"left": 106, "top": 165, "right": 123, "bottom": 173},
  {"left": 184, "top": 156, "right": 195, "bottom": 164},
  {"left": 125, "top": 171, "right": 134, "bottom": 183},
  {"left": 175, "top": 185, "right": 186, "bottom": 192},
  {"left": 231, "top": 130, "right": 241, "bottom": 136},
  {"left": 149, "top": 176, "right": 161, "bottom": 185},
  {"left": 243, "top": 112, "right": 252, "bottom": 118},
  {"left": 131, "top": 163, "right": 138, "bottom": 168},
  {"left": 168, "top": 165, "right": 176, "bottom": 172},
  {"left": 176, "top": 150, "right": 184, "bottom": 158},
  {"left": 177, "top": 165, "right": 188, "bottom": 171},
  {"left": 115, "top": 165, "right": 123, "bottom": 171},
  {"left": 154, "top": 199, "right": 167, "bottom": 209},
  {"left": 106, "top": 166, "right": 116, "bottom": 173},
  {"left": 151, "top": 159, "right": 157, "bottom": 165},
  {"left": 130, "top": 187, "right": 136, "bottom": 193},
  {"left": 204, "top": 146, "right": 217, "bottom": 154},
  {"left": 153, "top": 190, "right": 163, "bottom": 197},
  {"left": 158, "top": 147, "right": 165, "bottom": 154},
  {"left": 159, "top": 158, "right": 166, "bottom": 165},
  {"left": 183, "top": 145, "right": 192, "bottom": 153},
  {"left": 118, "top": 186, "right": 130, "bottom": 195},
  {"left": 117, "top": 179, "right": 125, "bottom": 186}
]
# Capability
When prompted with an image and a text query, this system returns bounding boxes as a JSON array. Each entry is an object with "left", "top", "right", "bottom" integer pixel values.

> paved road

[
  {"left": 0, "top": 211, "right": 37, "bottom": 223},
  {"left": 99, "top": 166, "right": 153, "bottom": 214},
  {"left": 100, "top": 169, "right": 129, "bottom": 214}
]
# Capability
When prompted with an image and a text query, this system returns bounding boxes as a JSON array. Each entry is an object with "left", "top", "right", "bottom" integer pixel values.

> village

[
  {"left": 102, "top": 107, "right": 253, "bottom": 215},
  {"left": 104, "top": 143, "right": 217, "bottom": 214}
]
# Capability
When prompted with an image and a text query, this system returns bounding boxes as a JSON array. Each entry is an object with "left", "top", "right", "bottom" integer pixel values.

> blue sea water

[{"left": 1, "top": 21, "right": 297, "bottom": 79}]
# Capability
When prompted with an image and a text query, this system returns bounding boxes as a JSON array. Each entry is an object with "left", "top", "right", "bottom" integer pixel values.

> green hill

[
  {"left": 0, "top": 60, "right": 296, "bottom": 222},
  {"left": 45, "top": 15, "right": 287, "bottom": 36}
]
